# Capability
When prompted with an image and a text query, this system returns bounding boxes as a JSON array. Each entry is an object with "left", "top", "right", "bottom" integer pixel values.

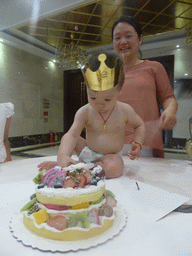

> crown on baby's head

[{"left": 81, "top": 51, "right": 124, "bottom": 91}]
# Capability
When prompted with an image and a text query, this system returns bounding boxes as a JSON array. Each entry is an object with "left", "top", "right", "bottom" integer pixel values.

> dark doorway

[
  {"left": 147, "top": 55, "right": 175, "bottom": 148},
  {"left": 63, "top": 69, "right": 88, "bottom": 137}
]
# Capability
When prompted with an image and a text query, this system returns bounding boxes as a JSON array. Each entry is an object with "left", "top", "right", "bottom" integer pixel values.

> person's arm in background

[
  {"left": 160, "top": 97, "right": 178, "bottom": 130},
  {"left": 154, "top": 62, "right": 178, "bottom": 130},
  {"left": 3, "top": 117, "right": 12, "bottom": 162}
]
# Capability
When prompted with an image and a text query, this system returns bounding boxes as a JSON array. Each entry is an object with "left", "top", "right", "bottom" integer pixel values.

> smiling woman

[{"left": 112, "top": 15, "right": 178, "bottom": 158}]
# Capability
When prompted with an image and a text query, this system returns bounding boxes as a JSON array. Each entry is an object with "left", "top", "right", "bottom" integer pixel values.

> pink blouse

[{"left": 118, "top": 60, "right": 175, "bottom": 150}]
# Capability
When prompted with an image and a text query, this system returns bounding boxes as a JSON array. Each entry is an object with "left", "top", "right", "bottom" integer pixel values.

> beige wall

[{"left": 0, "top": 42, "right": 64, "bottom": 137}]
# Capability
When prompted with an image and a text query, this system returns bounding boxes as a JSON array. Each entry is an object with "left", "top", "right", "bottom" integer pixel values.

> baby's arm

[
  {"left": 125, "top": 106, "right": 145, "bottom": 160},
  {"left": 57, "top": 106, "right": 87, "bottom": 167}
]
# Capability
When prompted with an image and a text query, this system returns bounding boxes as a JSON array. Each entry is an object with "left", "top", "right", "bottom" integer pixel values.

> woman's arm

[{"left": 3, "top": 117, "right": 12, "bottom": 162}]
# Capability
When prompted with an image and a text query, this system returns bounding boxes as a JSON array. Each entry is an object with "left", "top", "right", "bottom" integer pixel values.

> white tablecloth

[{"left": 1, "top": 156, "right": 192, "bottom": 256}]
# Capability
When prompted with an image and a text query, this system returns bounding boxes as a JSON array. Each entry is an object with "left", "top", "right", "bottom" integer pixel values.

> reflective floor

[
  {"left": 11, "top": 144, "right": 190, "bottom": 161},
  {"left": 11, "top": 145, "right": 60, "bottom": 161}
]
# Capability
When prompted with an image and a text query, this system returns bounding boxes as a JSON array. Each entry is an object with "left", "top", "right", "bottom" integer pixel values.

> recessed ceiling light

[
  {"left": 176, "top": 45, "right": 180, "bottom": 48},
  {"left": 0, "top": 38, "right": 3, "bottom": 42},
  {"left": 184, "top": 73, "right": 188, "bottom": 76}
]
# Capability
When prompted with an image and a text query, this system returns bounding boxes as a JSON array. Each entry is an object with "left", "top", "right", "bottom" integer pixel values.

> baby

[{"left": 38, "top": 51, "right": 145, "bottom": 178}]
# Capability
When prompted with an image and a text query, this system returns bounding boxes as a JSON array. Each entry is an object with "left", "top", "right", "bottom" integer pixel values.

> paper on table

[{"left": 106, "top": 177, "right": 190, "bottom": 222}]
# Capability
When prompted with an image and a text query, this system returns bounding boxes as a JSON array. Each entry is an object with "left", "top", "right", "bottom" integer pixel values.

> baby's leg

[{"left": 96, "top": 154, "right": 124, "bottom": 179}]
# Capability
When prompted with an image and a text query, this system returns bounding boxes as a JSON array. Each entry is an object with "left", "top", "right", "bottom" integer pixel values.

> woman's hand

[
  {"left": 160, "top": 98, "right": 177, "bottom": 130},
  {"left": 160, "top": 109, "right": 177, "bottom": 130}
]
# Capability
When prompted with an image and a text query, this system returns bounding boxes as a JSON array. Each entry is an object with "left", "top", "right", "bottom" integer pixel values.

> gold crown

[{"left": 81, "top": 53, "right": 123, "bottom": 91}]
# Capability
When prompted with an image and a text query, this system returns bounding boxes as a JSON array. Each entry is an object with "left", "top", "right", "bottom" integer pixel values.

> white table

[{"left": 1, "top": 156, "right": 192, "bottom": 256}]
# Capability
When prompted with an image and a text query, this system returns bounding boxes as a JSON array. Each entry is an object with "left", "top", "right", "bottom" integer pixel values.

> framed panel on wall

[{"left": 63, "top": 69, "right": 88, "bottom": 138}]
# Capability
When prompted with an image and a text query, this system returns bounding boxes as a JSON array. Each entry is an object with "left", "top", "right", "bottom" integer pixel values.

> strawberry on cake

[{"left": 20, "top": 163, "right": 117, "bottom": 241}]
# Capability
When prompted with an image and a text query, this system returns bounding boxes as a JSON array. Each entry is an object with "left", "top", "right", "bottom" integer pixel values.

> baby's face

[{"left": 87, "top": 86, "right": 120, "bottom": 113}]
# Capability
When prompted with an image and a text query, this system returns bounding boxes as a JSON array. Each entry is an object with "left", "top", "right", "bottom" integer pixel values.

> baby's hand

[
  {"left": 58, "top": 156, "right": 79, "bottom": 168},
  {"left": 128, "top": 142, "right": 142, "bottom": 160},
  {"left": 37, "top": 161, "right": 58, "bottom": 172}
]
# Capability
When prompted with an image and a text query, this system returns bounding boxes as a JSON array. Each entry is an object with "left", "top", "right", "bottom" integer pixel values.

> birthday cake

[{"left": 20, "top": 163, "right": 117, "bottom": 241}]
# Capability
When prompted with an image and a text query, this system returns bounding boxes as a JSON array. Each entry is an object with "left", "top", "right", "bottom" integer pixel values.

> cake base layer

[
  {"left": 23, "top": 215, "right": 114, "bottom": 241},
  {"left": 36, "top": 186, "right": 105, "bottom": 206}
]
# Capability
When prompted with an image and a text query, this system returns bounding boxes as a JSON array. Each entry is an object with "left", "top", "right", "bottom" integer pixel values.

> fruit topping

[
  {"left": 95, "top": 176, "right": 101, "bottom": 182},
  {"left": 63, "top": 177, "right": 76, "bottom": 188},
  {"left": 104, "top": 190, "right": 116, "bottom": 199},
  {"left": 75, "top": 174, "right": 87, "bottom": 188},
  {"left": 47, "top": 215, "right": 67, "bottom": 231},
  {"left": 33, "top": 209, "right": 49, "bottom": 225},
  {"left": 37, "top": 184, "right": 44, "bottom": 189},
  {"left": 47, "top": 171, "right": 66, "bottom": 188},
  {"left": 96, "top": 169, "right": 105, "bottom": 178},
  {"left": 41, "top": 167, "right": 61, "bottom": 186},
  {"left": 92, "top": 165, "right": 105, "bottom": 179},
  {"left": 33, "top": 169, "right": 47, "bottom": 184},
  {"left": 20, "top": 196, "right": 37, "bottom": 212},
  {"left": 84, "top": 171, "right": 93, "bottom": 184},
  {"left": 71, "top": 202, "right": 90, "bottom": 210},
  {"left": 88, "top": 209, "right": 100, "bottom": 225},
  {"left": 30, "top": 193, "right": 36, "bottom": 200},
  {"left": 105, "top": 195, "right": 117, "bottom": 208},
  {"left": 90, "top": 179, "right": 97, "bottom": 186},
  {"left": 44, "top": 204, "right": 69, "bottom": 211},
  {"left": 63, "top": 173, "right": 88, "bottom": 188},
  {"left": 67, "top": 212, "right": 90, "bottom": 228},
  {"left": 27, "top": 204, "right": 39, "bottom": 215},
  {"left": 54, "top": 183, "right": 63, "bottom": 188},
  {"left": 99, "top": 204, "right": 113, "bottom": 218}
]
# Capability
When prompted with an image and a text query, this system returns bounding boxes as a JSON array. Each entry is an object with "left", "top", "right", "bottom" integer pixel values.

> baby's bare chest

[{"left": 86, "top": 112, "right": 127, "bottom": 133}]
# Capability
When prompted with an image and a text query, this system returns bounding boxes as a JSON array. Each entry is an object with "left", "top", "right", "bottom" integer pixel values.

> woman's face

[{"left": 113, "top": 22, "right": 142, "bottom": 60}]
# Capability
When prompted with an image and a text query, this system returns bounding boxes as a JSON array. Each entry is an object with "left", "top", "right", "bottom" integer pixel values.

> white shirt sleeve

[{"left": 3, "top": 102, "right": 14, "bottom": 118}]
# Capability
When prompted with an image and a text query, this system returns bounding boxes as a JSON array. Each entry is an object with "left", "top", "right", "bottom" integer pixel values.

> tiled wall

[{"left": 0, "top": 42, "right": 64, "bottom": 147}]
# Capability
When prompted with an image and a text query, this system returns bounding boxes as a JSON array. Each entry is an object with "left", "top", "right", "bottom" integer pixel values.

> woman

[
  {"left": 112, "top": 15, "right": 177, "bottom": 157},
  {"left": 0, "top": 102, "right": 14, "bottom": 163}
]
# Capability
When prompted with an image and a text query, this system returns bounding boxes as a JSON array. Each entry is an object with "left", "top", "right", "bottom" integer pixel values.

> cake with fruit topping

[{"left": 20, "top": 163, "right": 117, "bottom": 241}]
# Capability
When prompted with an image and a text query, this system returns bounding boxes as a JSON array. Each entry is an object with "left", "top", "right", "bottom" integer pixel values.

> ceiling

[{"left": 12, "top": 0, "right": 192, "bottom": 51}]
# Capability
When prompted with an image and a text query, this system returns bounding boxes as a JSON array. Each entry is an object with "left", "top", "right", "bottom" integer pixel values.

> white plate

[{"left": 10, "top": 206, "right": 127, "bottom": 252}]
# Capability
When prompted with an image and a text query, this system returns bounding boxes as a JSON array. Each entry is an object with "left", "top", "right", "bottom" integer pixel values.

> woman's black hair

[{"left": 112, "top": 15, "right": 142, "bottom": 39}]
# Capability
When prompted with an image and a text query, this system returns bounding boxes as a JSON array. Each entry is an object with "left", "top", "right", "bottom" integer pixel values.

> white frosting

[
  {"left": 62, "top": 163, "right": 88, "bottom": 171},
  {"left": 92, "top": 165, "right": 103, "bottom": 175},
  {"left": 36, "top": 180, "right": 105, "bottom": 198}
]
